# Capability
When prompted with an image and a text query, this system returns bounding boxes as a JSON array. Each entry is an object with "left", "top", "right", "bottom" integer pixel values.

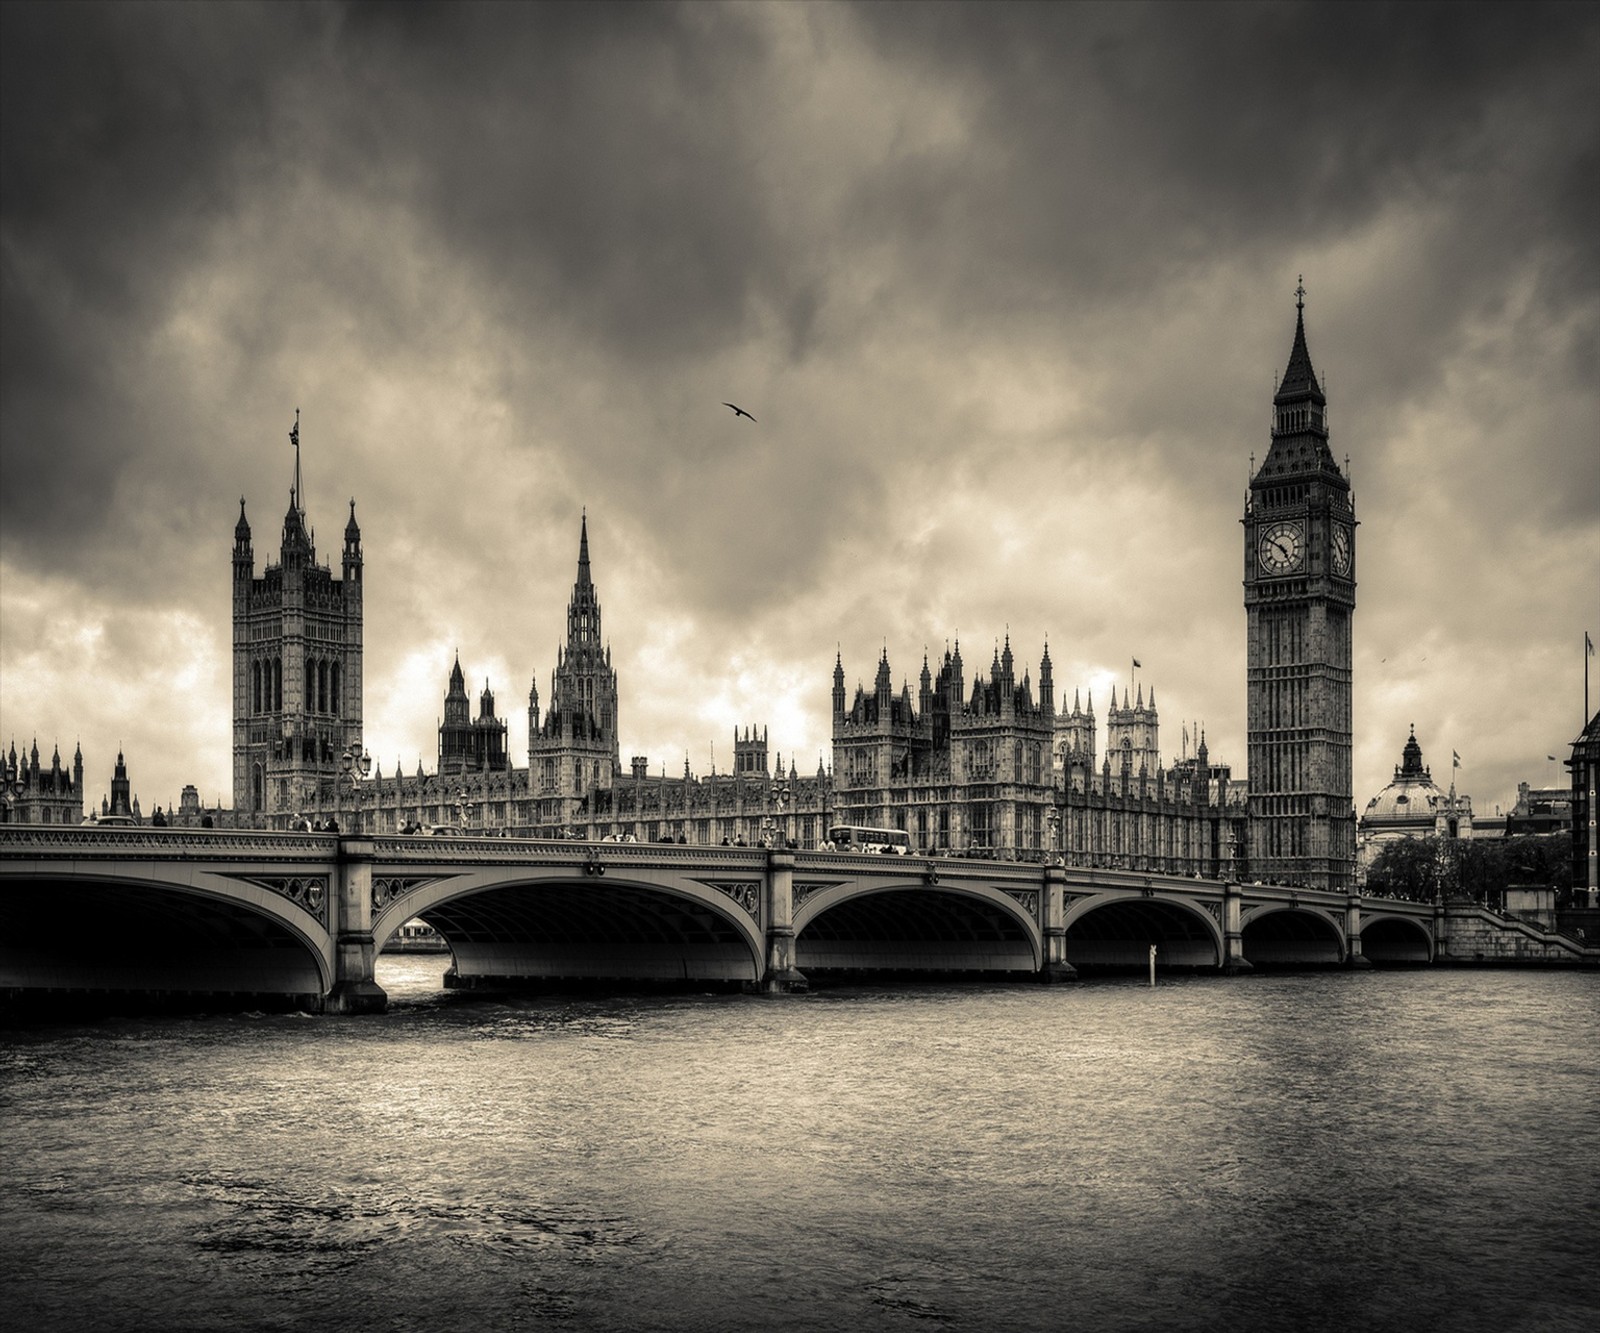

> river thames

[{"left": 3, "top": 964, "right": 1597, "bottom": 1332}]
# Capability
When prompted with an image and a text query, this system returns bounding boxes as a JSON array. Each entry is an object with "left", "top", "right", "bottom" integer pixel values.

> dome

[
  {"left": 1361, "top": 727, "right": 1445, "bottom": 829},
  {"left": 1362, "top": 774, "right": 1445, "bottom": 824}
]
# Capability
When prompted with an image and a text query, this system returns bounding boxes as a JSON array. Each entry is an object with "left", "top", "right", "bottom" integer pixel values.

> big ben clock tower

[{"left": 1243, "top": 284, "right": 1356, "bottom": 890}]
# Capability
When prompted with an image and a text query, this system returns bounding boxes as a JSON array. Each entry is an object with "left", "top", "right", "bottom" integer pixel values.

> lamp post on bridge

[
  {"left": 762, "top": 780, "right": 791, "bottom": 848},
  {"left": 455, "top": 787, "right": 477, "bottom": 833},
  {"left": 1, "top": 753, "right": 25, "bottom": 824},
  {"left": 341, "top": 746, "right": 372, "bottom": 834}
]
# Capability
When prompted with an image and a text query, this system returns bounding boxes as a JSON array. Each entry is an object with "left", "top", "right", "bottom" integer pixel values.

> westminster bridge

[{"left": 2, "top": 827, "right": 1594, "bottom": 1012}]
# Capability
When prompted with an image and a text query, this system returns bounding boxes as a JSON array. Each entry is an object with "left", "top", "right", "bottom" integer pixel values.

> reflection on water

[{"left": 3, "top": 964, "right": 1597, "bottom": 1332}]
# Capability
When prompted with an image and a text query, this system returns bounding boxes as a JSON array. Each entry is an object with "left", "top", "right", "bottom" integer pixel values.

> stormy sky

[{"left": 2, "top": 1, "right": 1596, "bottom": 820}]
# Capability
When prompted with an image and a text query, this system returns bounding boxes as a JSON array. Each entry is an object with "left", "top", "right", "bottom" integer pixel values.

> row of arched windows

[
  {"left": 252, "top": 659, "right": 283, "bottom": 713},
  {"left": 305, "top": 658, "right": 342, "bottom": 716},
  {"left": 248, "top": 657, "right": 341, "bottom": 716}
]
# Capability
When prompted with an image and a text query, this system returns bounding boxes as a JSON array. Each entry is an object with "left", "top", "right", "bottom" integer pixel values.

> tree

[
  {"left": 1366, "top": 837, "right": 1441, "bottom": 900},
  {"left": 1448, "top": 838, "right": 1507, "bottom": 903},
  {"left": 1503, "top": 832, "right": 1569, "bottom": 893},
  {"left": 1367, "top": 832, "right": 1571, "bottom": 906}
]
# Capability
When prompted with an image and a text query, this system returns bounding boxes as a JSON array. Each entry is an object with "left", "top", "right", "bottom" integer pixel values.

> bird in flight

[{"left": 723, "top": 402, "right": 756, "bottom": 422}]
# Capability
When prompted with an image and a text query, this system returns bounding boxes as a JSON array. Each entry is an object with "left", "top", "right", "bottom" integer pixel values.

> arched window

[
  {"left": 318, "top": 660, "right": 328, "bottom": 713},
  {"left": 252, "top": 764, "right": 265, "bottom": 812},
  {"left": 273, "top": 658, "right": 283, "bottom": 711},
  {"left": 252, "top": 661, "right": 261, "bottom": 714},
  {"left": 332, "top": 663, "right": 341, "bottom": 718},
  {"left": 306, "top": 660, "right": 316, "bottom": 712}
]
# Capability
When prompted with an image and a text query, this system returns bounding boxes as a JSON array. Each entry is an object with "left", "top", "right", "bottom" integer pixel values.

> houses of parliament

[{"left": 215, "top": 295, "right": 1358, "bottom": 888}]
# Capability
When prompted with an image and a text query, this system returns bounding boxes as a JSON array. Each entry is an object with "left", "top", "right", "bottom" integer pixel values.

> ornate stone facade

[
  {"left": 1244, "top": 288, "right": 1357, "bottom": 889},
  {"left": 438, "top": 656, "right": 509, "bottom": 777},
  {"left": 237, "top": 504, "right": 1238, "bottom": 872},
  {"left": 831, "top": 638, "right": 1055, "bottom": 854},
  {"left": 526, "top": 514, "right": 620, "bottom": 831},
  {"left": 232, "top": 418, "right": 364, "bottom": 819},
  {"left": 830, "top": 638, "right": 1237, "bottom": 872},
  {"left": 1, "top": 739, "right": 84, "bottom": 825}
]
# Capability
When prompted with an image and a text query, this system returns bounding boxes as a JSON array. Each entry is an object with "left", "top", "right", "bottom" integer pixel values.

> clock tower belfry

[{"left": 1243, "top": 284, "right": 1356, "bottom": 890}]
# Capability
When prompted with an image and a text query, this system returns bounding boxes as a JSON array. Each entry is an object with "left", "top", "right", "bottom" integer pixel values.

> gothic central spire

[
  {"left": 576, "top": 510, "right": 592, "bottom": 592},
  {"left": 566, "top": 513, "right": 602, "bottom": 656}
]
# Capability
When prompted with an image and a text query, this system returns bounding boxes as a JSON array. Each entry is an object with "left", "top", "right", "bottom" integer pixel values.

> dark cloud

[{"left": 849, "top": 2, "right": 1598, "bottom": 262}]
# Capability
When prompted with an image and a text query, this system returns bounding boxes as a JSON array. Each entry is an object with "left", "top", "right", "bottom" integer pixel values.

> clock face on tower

[
  {"left": 1331, "top": 524, "right": 1352, "bottom": 577},
  {"left": 1257, "top": 520, "right": 1305, "bottom": 575}
]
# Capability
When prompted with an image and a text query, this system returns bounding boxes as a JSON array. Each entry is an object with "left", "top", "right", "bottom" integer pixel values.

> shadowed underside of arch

[
  {"left": 1066, "top": 898, "right": 1221, "bottom": 971},
  {"left": 1360, "top": 914, "right": 1433, "bottom": 964},
  {"left": 1241, "top": 908, "right": 1345, "bottom": 967},
  {"left": 797, "top": 888, "right": 1037, "bottom": 977},
  {"left": 418, "top": 881, "right": 761, "bottom": 989},
  {"left": 1, "top": 877, "right": 327, "bottom": 1013}
]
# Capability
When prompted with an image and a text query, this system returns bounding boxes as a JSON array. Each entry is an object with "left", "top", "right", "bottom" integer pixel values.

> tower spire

[
  {"left": 1276, "top": 279, "right": 1321, "bottom": 405},
  {"left": 290, "top": 409, "right": 303, "bottom": 518}
]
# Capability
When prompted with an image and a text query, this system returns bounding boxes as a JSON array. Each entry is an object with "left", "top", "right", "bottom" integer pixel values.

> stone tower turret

[
  {"left": 231, "top": 414, "right": 364, "bottom": 821},
  {"left": 527, "top": 514, "right": 621, "bottom": 828}
]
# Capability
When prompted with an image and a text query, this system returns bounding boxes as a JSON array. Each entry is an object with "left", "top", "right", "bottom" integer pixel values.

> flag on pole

[
  {"left": 1453, "top": 750, "right": 1461, "bottom": 767},
  {"left": 1588, "top": 631, "right": 1595, "bottom": 656},
  {"left": 1132, "top": 658, "right": 1142, "bottom": 669}
]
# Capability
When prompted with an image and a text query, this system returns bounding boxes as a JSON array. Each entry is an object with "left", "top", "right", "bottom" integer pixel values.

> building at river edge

[
  {"left": 220, "top": 449, "right": 1250, "bottom": 873},
  {"left": 6, "top": 298, "right": 1592, "bottom": 901},
  {"left": 205, "top": 297, "right": 1375, "bottom": 884},
  {"left": 8, "top": 295, "right": 1594, "bottom": 896}
]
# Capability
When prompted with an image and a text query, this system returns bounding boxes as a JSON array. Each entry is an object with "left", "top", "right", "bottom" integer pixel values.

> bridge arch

[
  {"left": 1063, "top": 891, "right": 1224, "bottom": 971},
  {"left": 1, "top": 868, "right": 333, "bottom": 1010},
  {"left": 1359, "top": 912, "right": 1434, "bottom": 964},
  {"left": 794, "top": 877, "right": 1042, "bottom": 978},
  {"left": 371, "top": 864, "right": 766, "bottom": 989},
  {"left": 1239, "top": 904, "right": 1346, "bottom": 967}
]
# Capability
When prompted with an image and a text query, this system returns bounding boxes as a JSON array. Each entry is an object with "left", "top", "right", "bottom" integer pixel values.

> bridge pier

[
  {"left": 1039, "top": 864, "right": 1077, "bottom": 982},
  {"left": 1344, "top": 893, "right": 1374, "bottom": 969},
  {"left": 325, "top": 837, "right": 388, "bottom": 1014},
  {"left": 757, "top": 848, "right": 808, "bottom": 993},
  {"left": 1222, "top": 880, "right": 1253, "bottom": 974}
]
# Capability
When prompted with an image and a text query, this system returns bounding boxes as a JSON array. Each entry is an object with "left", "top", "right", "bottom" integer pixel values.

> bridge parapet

[
  {"left": 0, "top": 826, "right": 333, "bottom": 859},
  {"left": 372, "top": 836, "right": 774, "bottom": 870}
]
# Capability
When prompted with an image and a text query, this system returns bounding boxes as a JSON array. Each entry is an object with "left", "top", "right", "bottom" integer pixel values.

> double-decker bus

[{"left": 827, "top": 825, "right": 912, "bottom": 855}]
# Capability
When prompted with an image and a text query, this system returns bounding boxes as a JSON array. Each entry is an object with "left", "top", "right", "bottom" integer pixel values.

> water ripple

[{"left": 2, "top": 967, "right": 1596, "bottom": 1332}]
